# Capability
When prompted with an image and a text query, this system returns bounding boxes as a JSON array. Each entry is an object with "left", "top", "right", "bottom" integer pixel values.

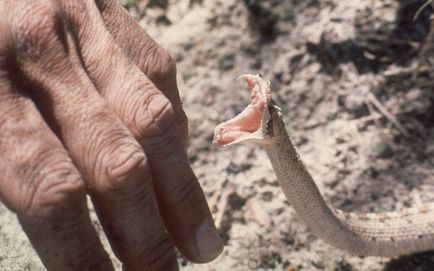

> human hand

[{"left": 0, "top": 0, "right": 223, "bottom": 270}]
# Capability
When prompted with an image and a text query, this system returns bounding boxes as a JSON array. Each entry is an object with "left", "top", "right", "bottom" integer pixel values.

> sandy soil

[{"left": 1, "top": 0, "right": 434, "bottom": 270}]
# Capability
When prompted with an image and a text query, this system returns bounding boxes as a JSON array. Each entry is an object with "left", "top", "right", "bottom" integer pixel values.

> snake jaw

[{"left": 213, "top": 74, "right": 273, "bottom": 147}]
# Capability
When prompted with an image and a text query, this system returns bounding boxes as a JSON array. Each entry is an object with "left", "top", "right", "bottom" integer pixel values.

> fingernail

[{"left": 196, "top": 222, "right": 224, "bottom": 261}]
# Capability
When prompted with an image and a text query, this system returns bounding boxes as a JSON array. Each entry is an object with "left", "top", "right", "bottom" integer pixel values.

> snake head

[{"left": 213, "top": 74, "right": 280, "bottom": 147}]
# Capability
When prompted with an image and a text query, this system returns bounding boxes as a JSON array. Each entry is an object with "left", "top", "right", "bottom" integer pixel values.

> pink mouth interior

[{"left": 213, "top": 76, "right": 266, "bottom": 146}]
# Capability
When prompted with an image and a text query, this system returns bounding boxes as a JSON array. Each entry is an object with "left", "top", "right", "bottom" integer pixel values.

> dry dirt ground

[{"left": 1, "top": 0, "right": 434, "bottom": 270}]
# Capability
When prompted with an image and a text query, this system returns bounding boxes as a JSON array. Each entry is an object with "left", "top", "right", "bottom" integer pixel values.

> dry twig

[
  {"left": 365, "top": 92, "right": 410, "bottom": 137},
  {"left": 214, "top": 184, "right": 236, "bottom": 229}
]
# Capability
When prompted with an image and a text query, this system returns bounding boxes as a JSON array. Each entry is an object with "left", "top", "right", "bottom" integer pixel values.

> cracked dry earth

[{"left": 1, "top": 0, "right": 434, "bottom": 270}]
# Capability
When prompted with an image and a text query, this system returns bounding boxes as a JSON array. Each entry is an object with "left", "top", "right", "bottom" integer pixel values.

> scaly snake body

[{"left": 213, "top": 74, "right": 434, "bottom": 257}]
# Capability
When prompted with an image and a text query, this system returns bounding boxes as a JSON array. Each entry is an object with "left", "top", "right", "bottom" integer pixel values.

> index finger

[{"left": 95, "top": 0, "right": 188, "bottom": 143}]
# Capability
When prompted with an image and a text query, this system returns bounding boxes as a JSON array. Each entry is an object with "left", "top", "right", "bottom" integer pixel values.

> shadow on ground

[
  {"left": 384, "top": 251, "right": 434, "bottom": 271},
  {"left": 306, "top": 0, "right": 433, "bottom": 74}
]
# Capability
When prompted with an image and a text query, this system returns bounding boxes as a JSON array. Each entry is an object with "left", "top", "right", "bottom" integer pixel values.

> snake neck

[{"left": 262, "top": 114, "right": 434, "bottom": 257}]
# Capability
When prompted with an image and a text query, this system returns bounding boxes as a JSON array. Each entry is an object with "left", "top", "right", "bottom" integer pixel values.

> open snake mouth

[{"left": 213, "top": 74, "right": 271, "bottom": 147}]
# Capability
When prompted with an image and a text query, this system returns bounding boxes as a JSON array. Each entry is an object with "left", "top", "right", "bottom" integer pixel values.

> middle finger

[{"left": 61, "top": 0, "right": 223, "bottom": 263}]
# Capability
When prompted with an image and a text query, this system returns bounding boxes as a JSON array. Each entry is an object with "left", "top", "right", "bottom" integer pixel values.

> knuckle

[
  {"left": 13, "top": 1, "right": 62, "bottom": 60},
  {"left": 135, "top": 91, "right": 177, "bottom": 138},
  {"left": 133, "top": 91, "right": 180, "bottom": 155},
  {"left": 16, "top": 155, "right": 85, "bottom": 221},
  {"left": 144, "top": 45, "right": 177, "bottom": 83},
  {"left": 98, "top": 141, "right": 147, "bottom": 191}
]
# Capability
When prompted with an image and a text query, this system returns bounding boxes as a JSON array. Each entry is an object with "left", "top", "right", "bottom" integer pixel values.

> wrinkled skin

[{"left": 0, "top": 0, "right": 223, "bottom": 270}]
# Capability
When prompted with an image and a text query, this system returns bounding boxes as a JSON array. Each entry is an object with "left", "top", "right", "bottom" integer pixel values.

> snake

[{"left": 213, "top": 74, "right": 434, "bottom": 257}]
